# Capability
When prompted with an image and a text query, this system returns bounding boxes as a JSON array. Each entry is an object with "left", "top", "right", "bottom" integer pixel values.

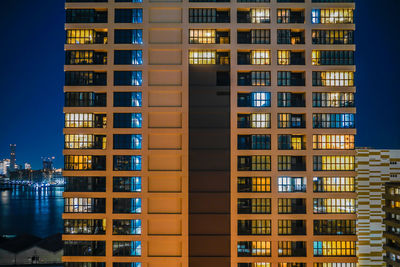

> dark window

[
  {"left": 278, "top": 241, "right": 307, "bottom": 257},
  {"left": 114, "top": 71, "right": 142, "bottom": 86},
  {"left": 278, "top": 220, "right": 306, "bottom": 235},
  {"left": 113, "top": 134, "right": 142, "bottom": 149},
  {"left": 313, "top": 113, "right": 355, "bottom": 129},
  {"left": 65, "top": 177, "right": 106, "bottom": 192},
  {"left": 312, "top": 50, "right": 354, "bottom": 65},
  {"left": 64, "top": 263, "right": 106, "bottom": 267},
  {"left": 65, "top": 71, "right": 106, "bottom": 86},
  {"left": 114, "top": 50, "right": 143, "bottom": 65},
  {"left": 114, "top": 92, "right": 142, "bottom": 107},
  {"left": 113, "top": 113, "right": 142, "bottom": 128},
  {"left": 65, "top": 51, "right": 107, "bottom": 65},
  {"left": 113, "top": 155, "right": 142, "bottom": 171},
  {"left": 113, "top": 198, "right": 141, "bottom": 213},
  {"left": 238, "top": 220, "right": 271, "bottom": 235},
  {"left": 312, "top": 30, "right": 354, "bottom": 45},
  {"left": 113, "top": 241, "right": 141, "bottom": 256},
  {"left": 238, "top": 156, "right": 271, "bottom": 171},
  {"left": 238, "top": 198, "right": 271, "bottom": 214},
  {"left": 65, "top": 92, "right": 106, "bottom": 107},
  {"left": 64, "top": 241, "right": 105, "bottom": 256},
  {"left": 114, "top": 29, "right": 143, "bottom": 44},
  {"left": 66, "top": 9, "right": 107, "bottom": 23},
  {"left": 238, "top": 135, "right": 271, "bottom": 150},
  {"left": 115, "top": 9, "right": 143, "bottom": 23},
  {"left": 312, "top": 92, "right": 354, "bottom": 107},
  {"left": 278, "top": 198, "right": 306, "bottom": 214},
  {"left": 113, "top": 177, "right": 142, "bottom": 192},
  {"left": 314, "top": 220, "right": 356, "bottom": 235}
]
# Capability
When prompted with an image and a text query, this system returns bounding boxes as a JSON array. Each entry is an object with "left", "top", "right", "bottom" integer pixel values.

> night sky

[{"left": 0, "top": 0, "right": 399, "bottom": 169}]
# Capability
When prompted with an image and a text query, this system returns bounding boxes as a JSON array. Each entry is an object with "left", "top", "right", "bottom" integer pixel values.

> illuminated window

[
  {"left": 113, "top": 155, "right": 141, "bottom": 171},
  {"left": 189, "top": 50, "right": 216, "bottom": 64},
  {"left": 114, "top": 92, "right": 142, "bottom": 107},
  {"left": 313, "top": 241, "right": 356, "bottom": 256},
  {"left": 278, "top": 198, "right": 306, "bottom": 214},
  {"left": 113, "top": 177, "right": 142, "bottom": 192},
  {"left": 278, "top": 220, "right": 306, "bottom": 235},
  {"left": 278, "top": 50, "right": 290, "bottom": 65},
  {"left": 113, "top": 241, "right": 141, "bottom": 256},
  {"left": 252, "top": 92, "right": 271, "bottom": 107},
  {"left": 312, "top": 9, "right": 354, "bottom": 24},
  {"left": 113, "top": 134, "right": 142, "bottom": 149},
  {"left": 278, "top": 264, "right": 306, "bottom": 267},
  {"left": 313, "top": 177, "right": 355, "bottom": 192},
  {"left": 64, "top": 198, "right": 105, "bottom": 213},
  {"left": 312, "top": 50, "right": 354, "bottom": 65},
  {"left": 313, "top": 198, "right": 356, "bottom": 214},
  {"left": 238, "top": 198, "right": 271, "bottom": 214},
  {"left": 313, "top": 135, "right": 354, "bottom": 150},
  {"left": 278, "top": 135, "right": 305, "bottom": 150},
  {"left": 113, "top": 113, "right": 142, "bottom": 128},
  {"left": 312, "top": 92, "right": 354, "bottom": 107},
  {"left": 313, "top": 264, "right": 356, "bottom": 267},
  {"left": 251, "top": 50, "right": 270, "bottom": 65},
  {"left": 314, "top": 220, "right": 356, "bottom": 235},
  {"left": 313, "top": 156, "right": 355, "bottom": 171},
  {"left": 65, "top": 134, "right": 106, "bottom": 149},
  {"left": 65, "top": 51, "right": 107, "bottom": 65},
  {"left": 251, "top": 9, "right": 270, "bottom": 23},
  {"left": 313, "top": 113, "right": 355, "bottom": 128},
  {"left": 312, "top": 30, "right": 354, "bottom": 45},
  {"left": 237, "top": 113, "right": 271, "bottom": 128},
  {"left": 113, "top": 220, "right": 141, "bottom": 235},
  {"left": 64, "top": 113, "right": 106, "bottom": 128},
  {"left": 238, "top": 220, "right": 271, "bottom": 235},
  {"left": 313, "top": 71, "right": 354, "bottom": 86},
  {"left": 114, "top": 71, "right": 142, "bottom": 86},
  {"left": 64, "top": 155, "right": 106, "bottom": 170},
  {"left": 238, "top": 263, "right": 271, "bottom": 267},
  {"left": 278, "top": 241, "right": 306, "bottom": 257},
  {"left": 114, "top": 50, "right": 143, "bottom": 65},
  {"left": 64, "top": 219, "right": 106, "bottom": 235},
  {"left": 238, "top": 156, "right": 271, "bottom": 171},
  {"left": 238, "top": 241, "right": 271, "bottom": 257},
  {"left": 189, "top": 29, "right": 216, "bottom": 44},
  {"left": 251, "top": 113, "right": 271, "bottom": 128},
  {"left": 113, "top": 198, "right": 141, "bottom": 214},
  {"left": 278, "top": 113, "right": 305, "bottom": 128},
  {"left": 115, "top": 9, "right": 143, "bottom": 23},
  {"left": 238, "top": 177, "right": 271, "bottom": 192},
  {"left": 66, "top": 29, "right": 108, "bottom": 44},
  {"left": 114, "top": 29, "right": 143, "bottom": 44},
  {"left": 278, "top": 177, "right": 306, "bottom": 192}
]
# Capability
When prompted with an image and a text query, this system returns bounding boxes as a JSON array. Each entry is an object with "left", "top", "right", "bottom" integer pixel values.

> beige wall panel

[
  {"left": 149, "top": 49, "right": 182, "bottom": 65},
  {"left": 149, "top": 8, "right": 182, "bottom": 23},
  {"left": 148, "top": 91, "right": 182, "bottom": 107},
  {"left": 149, "top": 28, "right": 182, "bottom": 44},
  {"left": 148, "top": 238, "right": 182, "bottom": 257},
  {"left": 148, "top": 218, "right": 182, "bottom": 235},
  {"left": 148, "top": 152, "right": 182, "bottom": 171},
  {"left": 148, "top": 70, "right": 182, "bottom": 86},
  {"left": 148, "top": 173, "right": 182, "bottom": 192},
  {"left": 149, "top": 133, "right": 182, "bottom": 150},
  {"left": 148, "top": 112, "right": 182, "bottom": 128},
  {"left": 148, "top": 197, "right": 182, "bottom": 214}
]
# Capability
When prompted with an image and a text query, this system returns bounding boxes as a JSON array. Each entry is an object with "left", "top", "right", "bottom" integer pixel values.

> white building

[{"left": 356, "top": 149, "right": 400, "bottom": 267}]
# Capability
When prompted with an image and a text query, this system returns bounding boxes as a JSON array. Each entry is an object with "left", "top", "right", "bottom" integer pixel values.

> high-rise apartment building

[
  {"left": 63, "top": 0, "right": 356, "bottom": 267},
  {"left": 356, "top": 149, "right": 400, "bottom": 267}
]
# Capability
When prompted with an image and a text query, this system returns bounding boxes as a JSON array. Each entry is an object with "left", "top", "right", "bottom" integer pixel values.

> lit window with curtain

[
  {"left": 313, "top": 241, "right": 356, "bottom": 257},
  {"left": 189, "top": 50, "right": 216, "bottom": 64},
  {"left": 251, "top": 9, "right": 270, "bottom": 23},
  {"left": 313, "top": 156, "right": 355, "bottom": 171},
  {"left": 312, "top": 9, "right": 354, "bottom": 24},
  {"left": 251, "top": 50, "right": 270, "bottom": 65},
  {"left": 252, "top": 92, "right": 270, "bottom": 107}
]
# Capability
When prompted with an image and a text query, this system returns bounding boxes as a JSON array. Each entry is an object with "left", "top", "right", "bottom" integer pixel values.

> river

[{"left": 0, "top": 186, "right": 64, "bottom": 238}]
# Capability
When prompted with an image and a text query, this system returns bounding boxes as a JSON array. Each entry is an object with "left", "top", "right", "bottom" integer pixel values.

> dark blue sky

[{"left": 0, "top": 0, "right": 399, "bottom": 169}]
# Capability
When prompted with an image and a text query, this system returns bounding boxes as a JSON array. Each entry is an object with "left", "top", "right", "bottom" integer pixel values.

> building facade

[
  {"left": 63, "top": 0, "right": 357, "bottom": 267},
  {"left": 356, "top": 149, "right": 400, "bottom": 267}
]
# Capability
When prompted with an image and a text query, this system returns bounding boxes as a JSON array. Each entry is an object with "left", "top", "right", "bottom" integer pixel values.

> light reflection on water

[{"left": 0, "top": 186, "right": 64, "bottom": 238}]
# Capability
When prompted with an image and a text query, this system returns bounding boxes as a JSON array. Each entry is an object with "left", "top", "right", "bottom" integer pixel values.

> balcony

[
  {"left": 65, "top": 51, "right": 107, "bottom": 65},
  {"left": 66, "top": 10, "right": 108, "bottom": 23},
  {"left": 278, "top": 93, "right": 305, "bottom": 107},
  {"left": 278, "top": 29, "right": 305, "bottom": 45},
  {"left": 277, "top": 10, "right": 305, "bottom": 24}
]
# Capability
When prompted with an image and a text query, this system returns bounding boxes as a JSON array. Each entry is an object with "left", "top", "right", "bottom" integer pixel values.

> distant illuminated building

[
  {"left": 24, "top": 163, "right": 32, "bottom": 170},
  {"left": 9, "top": 144, "right": 16, "bottom": 172},
  {"left": 0, "top": 159, "right": 10, "bottom": 175}
]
